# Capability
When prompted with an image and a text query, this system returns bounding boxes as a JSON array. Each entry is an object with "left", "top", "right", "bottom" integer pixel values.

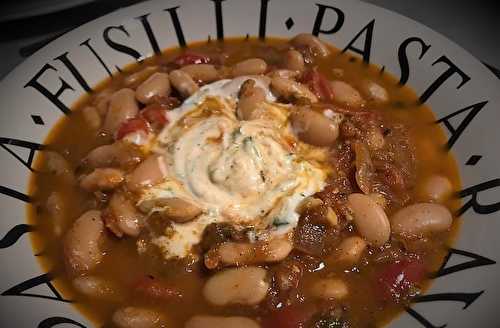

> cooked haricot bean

[
  {"left": 232, "top": 58, "right": 268, "bottom": 77},
  {"left": 354, "top": 141, "right": 374, "bottom": 194},
  {"left": 63, "top": 210, "right": 105, "bottom": 275},
  {"left": 347, "top": 193, "right": 391, "bottom": 246},
  {"left": 284, "top": 49, "right": 305, "bottom": 73},
  {"left": 80, "top": 168, "right": 124, "bottom": 192},
  {"left": 103, "top": 88, "right": 139, "bottom": 135},
  {"left": 336, "top": 236, "right": 367, "bottom": 264},
  {"left": 203, "top": 266, "right": 269, "bottom": 306},
  {"left": 330, "top": 80, "right": 365, "bottom": 108},
  {"left": 237, "top": 79, "right": 267, "bottom": 121},
  {"left": 310, "top": 278, "right": 348, "bottom": 300},
  {"left": 181, "top": 64, "right": 219, "bottom": 84},
  {"left": 391, "top": 203, "right": 453, "bottom": 236},
  {"left": 216, "top": 238, "right": 292, "bottom": 266},
  {"left": 291, "top": 33, "right": 330, "bottom": 58},
  {"left": 135, "top": 72, "right": 171, "bottom": 105},
  {"left": 124, "top": 65, "right": 159, "bottom": 88},
  {"left": 360, "top": 80, "right": 389, "bottom": 104},
  {"left": 418, "top": 175, "right": 453, "bottom": 203},
  {"left": 107, "top": 192, "right": 144, "bottom": 237},
  {"left": 45, "top": 151, "right": 75, "bottom": 184},
  {"left": 325, "top": 207, "right": 339, "bottom": 226},
  {"left": 81, "top": 106, "right": 102, "bottom": 130},
  {"left": 126, "top": 155, "right": 167, "bottom": 192},
  {"left": 169, "top": 70, "right": 199, "bottom": 98},
  {"left": 266, "top": 69, "right": 299, "bottom": 80},
  {"left": 271, "top": 77, "right": 318, "bottom": 103},
  {"left": 154, "top": 197, "right": 202, "bottom": 223},
  {"left": 83, "top": 142, "right": 142, "bottom": 169},
  {"left": 112, "top": 307, "right": 164, "bottom": 328},
  {"left": 185, "top": 315, "right": 260, "bottom": 328},
  {"left": 72, "top": 276, "right": 120, "bottom": 301},
  {"left": 46, "top": 191, "right": 66, "bottom": 237},
  {"left": 290, "top": 107, "right": 339, "bottom": 146}
]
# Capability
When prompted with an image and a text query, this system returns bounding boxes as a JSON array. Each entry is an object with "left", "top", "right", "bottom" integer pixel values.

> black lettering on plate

[
  {"left": 457, "top": 178, "right": 500, "bottom": 215},
  {"left": 0, "top": 185, "right": 31, "bottom": 203},
  {"left": 103, "top": 25, "right": 143, "bottom": 71},
  {"left": 165, "top": 6, "right": 186, "bottom": 47},
  {"left": 80, "top": 39, "right": 113, "bottom": 77},
  {"left": 1, "top": 273, "right": 71, "bottom": 302},
  {"left": 419, "top": 55, "right": 470, "bottom": 104},
  {"left": 0, "top": 224, "right": 34, "bottom": 249},
  {"left": 38, "top": 317, "right": 86, "bottom": 328},
  {"left": 436, "top": 101, "right": 487, "bottom": 149},
  {"left": 210, "top": 0, "right": 226, "bottom": 40},
  {"left": 405, "top": 307, "right": 447, "bottom": 328},
  {"left": 0, "top": 137, "right": 44, "bottom": 171},
  {"left": 312, "top": 4, "right": 345, "bottom": 37},
  {"left": 341, "top": 19, "right": 375, "bottom": 63},
  {"left": 136, "top": 13, "right": 161, "bottom": 55},
  {"left": 259, "top": 0, "right": 270, "bottom": 39},
  {"left": 398, "top": 37, "right": 431, "bottom": 85},
  {"left": 24, "top": 64, "right": 74, "bottom": 115},
  {"left": 436, "top": 248, "right": 496, "bottom": 278},
  {"left": 53, "top": 52, "right": 92, "bottom": 93}
]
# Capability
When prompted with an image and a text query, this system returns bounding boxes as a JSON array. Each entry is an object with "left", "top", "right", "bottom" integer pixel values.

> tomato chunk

[
  {"left": 116, "top": 117, "right": 150, "bottom": 140},
  {"left": 174, "top": 52, "right": 210, "bottom": 66},
  {"left": 262, "top": 304, "right": 317, "bottom": 328},
  {"left": 301, "top": 68, "right": 334, "bottom": 102},
  {"left": 134, "top": 275, "right": 183, "bottom": 300},
  {"left": 376, "top": 258, "right": 426, "bottom": 303},
  {"left": 141, "top": 104, "right": 169, "bottom": 126}
]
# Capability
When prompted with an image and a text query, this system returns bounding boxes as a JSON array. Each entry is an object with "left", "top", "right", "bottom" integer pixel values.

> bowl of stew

[{"left": 1, "top": 1, "right": 499, "bottom": 327}]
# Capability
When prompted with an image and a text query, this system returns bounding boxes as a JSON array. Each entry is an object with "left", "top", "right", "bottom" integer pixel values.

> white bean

[
  {"left": 347, "top": 193, "right": 391, "bottom": 246},
  {"left": 84, "top": 142, "right": 141, "bottom": 169},
  {"left": 266, "top": 69, "right": 299, "bottom": 80},
  {"left": 330, "top": 80, "right": 365, "bottom": 108},
  {"left": 216, "top": 238, "right": 292, "bottom": 267},
  {"left": 291, "top": 33, "right": 330, "bottom": 58},
  {"left": 63, "top": 210, "right": 105, "bottom": 275},
  {"left": 310, "top": 278, "right": 348, "bottom": 300},
  {"left": 112, "top": 307, "right": 165, "bottom": 328},
  {"left": 181, "top": 64, "right": 219, "bottom": 83},
  {"left": 80, "top": 168, "right": 124, "bottom": 191},
  {"left": 72, "top": 276, "right": 120, "bottom": 301},
  {"left": 124, "top": 65, "right": 159, "bottom": 88},
  {"left": 290, "top": 107, "right": 339, "bottom": 146},
  {"left": 135, "top": 72, "right": 171, "bottom": 105},
  {"left": 232, "top": 58, "right": 268, "bottom": 77},
  {"left": 203, "top": 267, "right": 269, "bottom": 306},
  {"left": 103, "top": 88, "right": 139, "bottom": 135},
  {"left": 237, "top": 79, "right": 267, "bottom": 121},
  {"left": 169, "top": 70, "right": 199, "bottom": 98},
  {"left": 284, "top": 50, "right": 305, "bottom": 73},
  {"left": 46, "top": 192, "right": 66, "bottom": 237},
  {"left": 360, "top": 80, "right": 389, "bottom": 105},
  {"left": 153, "top": 197, "right": 202, "bottom": 223},
  {"left": 185, "top": 316, "right": 260, "bottom": 328},
  {"left": 418, "top": 175, "right": 453, "bottom": 203},
  {"left": 45, "top": 151, "right": 75, "bottom": 184},
  {"left": 81, "top": 106, "right": 102, "bottom": 130},
  {"left": 391, "top": 203, "right": 453, "bottom": 236},
  {"left": 107, "top": 192, "right": 143, "bottom": 237},
  {"left": 271, "top": 77, "right": 318, "bottom": 103},
  {"left": 336, "top": 236, "right": 367, "bottom": 264},
  {"left": 126, "top": 155, "right": 167, "bottom": 192}
]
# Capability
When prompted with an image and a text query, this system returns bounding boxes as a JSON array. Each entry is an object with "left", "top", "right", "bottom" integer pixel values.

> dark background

[{"left": 0, "top": 0, "right": 498, "bottom": 78}]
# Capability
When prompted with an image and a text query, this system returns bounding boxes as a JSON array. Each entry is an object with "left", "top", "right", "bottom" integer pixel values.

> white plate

[{"left": 0, "top": 0, "right": 499, "bottom": 327}]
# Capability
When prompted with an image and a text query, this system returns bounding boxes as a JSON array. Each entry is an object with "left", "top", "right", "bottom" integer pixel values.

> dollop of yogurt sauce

[{"left": 138, "top": 76, "right": 329, "bottom": 259}]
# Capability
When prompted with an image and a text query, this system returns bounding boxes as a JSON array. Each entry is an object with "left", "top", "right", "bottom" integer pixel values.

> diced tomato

[
  {"left": 301, "top": 68, "right": 334, "bottom": 102},
  {"left": 173, "top": 52, "right": 210, "bottom": 66},
  {"left": 376, "top": 258, "right": 426, "bottom": 303},
  {"left": 116, "top": 117, "right": 150, "bottom": 140},
  {"left": 134, "top": 275, "right": 183, "bottom": 300},
  {"left": 141, "top": 104, "right": 169, "bottom": 126},
  {"left": 262, "top": 304, "right": 317, "bottom": 328}
]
